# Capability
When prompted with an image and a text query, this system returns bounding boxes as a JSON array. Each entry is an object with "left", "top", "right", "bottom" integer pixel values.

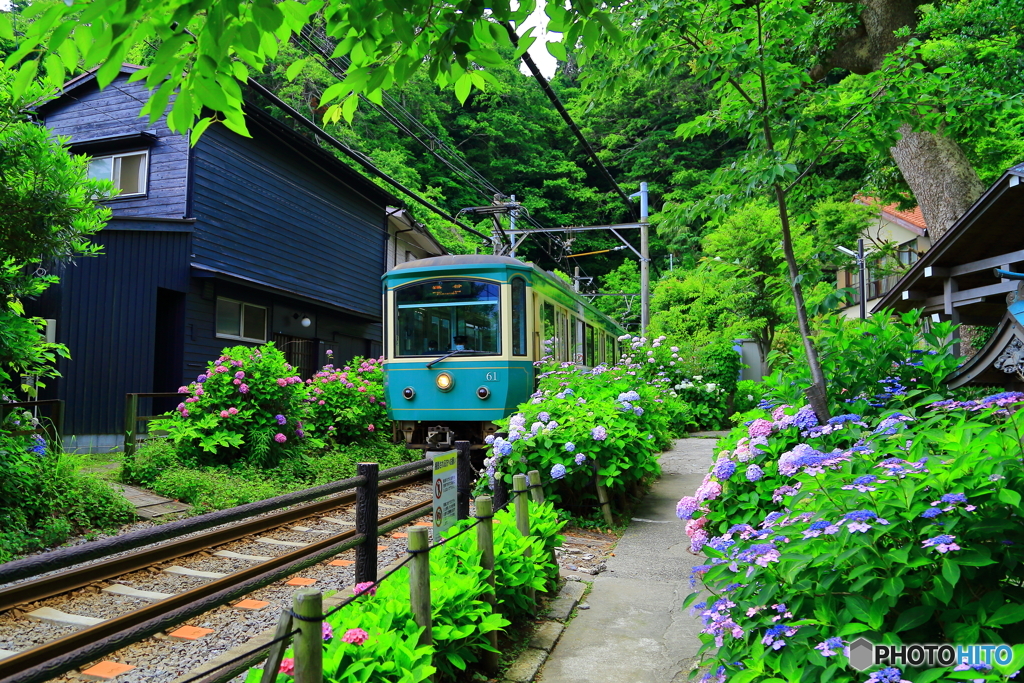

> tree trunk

[{"left": 889, "top": 125, "right": 986, "bottom": 240}]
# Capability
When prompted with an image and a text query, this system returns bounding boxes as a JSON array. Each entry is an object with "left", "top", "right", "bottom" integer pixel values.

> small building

[
  {"left": 874, "top": 163, "right": 1024, "bottom": 388},
  {"left": 28, "top": 65, "right": 446, "bottom": 449},
  {"left": 837, "top": 198, "right": 930, "bottom": 318}
]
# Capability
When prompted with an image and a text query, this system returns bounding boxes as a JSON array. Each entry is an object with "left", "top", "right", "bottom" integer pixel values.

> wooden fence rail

[
  {"left": 260, "top": 467, "right": 549, "bottom": 683},
  {"left": 0, "top": 399, "right": 64, "bottom": 446},
  {"left": 123, "top": 392, "right": 180, "bottom": 458}
]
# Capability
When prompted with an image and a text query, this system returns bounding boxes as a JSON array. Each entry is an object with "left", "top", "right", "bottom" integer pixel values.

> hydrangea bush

[
  {"left": 479, "top": 335, "right": 690, "bottom": 512},
  {"left": 163, "top": 345, "right": 389, "bottom": 467},
  {"left": 680, "top": 314, "right": 1024, "bottom": 683},
  {"left": 302, "top": 354, "right": 388, "bottom": 444},
  {"left": 165, "top": 343, "right": 314, "bottom": 466}
]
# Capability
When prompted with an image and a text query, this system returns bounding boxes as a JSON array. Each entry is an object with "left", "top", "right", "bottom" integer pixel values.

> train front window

[{"left": 395, "top": 280, "right": 501, "bottom": 356}]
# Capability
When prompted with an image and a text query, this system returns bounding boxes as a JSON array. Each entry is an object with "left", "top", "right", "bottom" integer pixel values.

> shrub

[
  {"left": 253, "top": 492, "right": 564, "bottom": 683},
  {"left": 122, "top": 437, "right": 188, "bottom": 485},
  {"left": 306, "top": 442, "right": 421, "bottom": 485},
  {"left": 149, "top": 467, "right": 287, "bottom": 512},
  {"left": 480, "top": 337, "right": 677, "bottom": 513},
  {"left": 733, "top": 380, "right": 765, "bottom": 414},
  {"left": 0, "top": 423, "right": 133, "bottom": 561},
  {"left": 165, "top": 343, "right": 313, "bottom": 467},
  {"left": 302, "top": 354, "right": 388, "bottom": 444},
  {"left": 680, "top": 313, "right": 1024, "bottom": 682}
]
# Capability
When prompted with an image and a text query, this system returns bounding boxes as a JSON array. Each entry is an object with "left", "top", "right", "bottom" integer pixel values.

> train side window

[
  {"left": 542, "top": 302, "right": 556, "bottom": 357},
  {"left": 586, "top": 325, "right": 596, "bottom": 366},
  {"left": 512, "top": 277, "right": 527, "bottom": 356}
]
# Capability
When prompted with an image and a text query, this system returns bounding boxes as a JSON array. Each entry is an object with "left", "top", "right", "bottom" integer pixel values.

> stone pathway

[
  {"left": 108, "top": 482, "right": 191, "bottom": 520},
  {"left": 537, "top": 437, "right": 716, "bottom": 683}
]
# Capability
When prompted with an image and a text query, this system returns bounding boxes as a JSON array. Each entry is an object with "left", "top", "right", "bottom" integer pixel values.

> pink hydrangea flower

[
  {"left": 322, "top": 622, "right": 333, "bottom": 641},
  {"left": 274, "top": 433, "right": 287, "bottom": 443},
  {"left": 234, "top": 371, "right": 245, "bottom": 379},
  {"left": 367, "top": 424, "right": 375, "bottom": 432},
  {"left": 277, "top": 378, "right": 288, "bottom": 387},
  {"left": 178, "top": 386, "right": 189, "bottom": 393},
  {"left": 278, "top": 658, "right": 294, "bottom": 676},
  {"left": 748, "top": 419, "right": 774, "bottom": 439},
  {"left": 228, "top": 407, "right": 239, "bottom": 415},
  {"left": 353, "top": 582, "right": 376, "bottom": 596},
  {"left": 343, "top": 628, "right": 369, "bottom": 645},
  {"left": 220, "top": 410, "right": 230, "bottom": 418},
  {"left": 214, "top": 365, "right": 228, "bottom": 373}
]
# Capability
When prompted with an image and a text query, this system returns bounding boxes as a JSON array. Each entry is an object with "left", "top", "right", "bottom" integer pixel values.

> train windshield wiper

[{"left": 426, "top": 348, "right": 464, "bottom": 368}]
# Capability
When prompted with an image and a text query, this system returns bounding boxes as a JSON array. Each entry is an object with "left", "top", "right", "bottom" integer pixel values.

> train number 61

[{"left": 484, "top": 371, "right": 500, "bottom": 381}]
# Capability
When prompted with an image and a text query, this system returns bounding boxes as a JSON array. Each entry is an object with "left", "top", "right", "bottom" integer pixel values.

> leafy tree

[{"left": 0, "top": 67, "right": 111, "bottom": 396}]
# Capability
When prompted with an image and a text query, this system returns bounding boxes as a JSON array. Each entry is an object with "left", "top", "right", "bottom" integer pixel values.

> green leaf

[
  {"left": 285, "top": 58, "right": 307, "bottom": 81},
  {"left": 546, "top": 40, "right": 567, "bottom": 62},
  {"left": 893, "top": 605, "right": 934, "bottom": 632},
  {"left": 0, "top": 12, "right": 13, "bottom": 41},
  {"left": 454, "top": 73, "right": 472, "bottom": 105},
  {"left": 942, "top": 558, "right": 961, "bottom": 587},
  {"left": 12, "top": 60, "right": 38, "bottom": 101},
  {"left": 998, "top": 488, "right": 1021, "bottom": 507},
  {"left": 989, "top": 603, "right": 1024, "bottom": 626}
]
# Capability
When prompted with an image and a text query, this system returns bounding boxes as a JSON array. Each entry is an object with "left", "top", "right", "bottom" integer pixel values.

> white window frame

[
  {"left": 88, "top": 150, "right": 149, "bottom": 198},
  {"left": 215, "top": 297, "right": 268, "bottom": 343}
]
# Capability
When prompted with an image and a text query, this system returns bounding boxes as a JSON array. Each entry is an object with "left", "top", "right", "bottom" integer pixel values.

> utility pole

[
  {"left": 508, "top": 195, "right": 519, "bottom": 259},
  {"left": 857, "top": 238, "right": 866, "bottom": 320},
  {"left": 630, "top": 182, "right": 651, "bottom": 334}
]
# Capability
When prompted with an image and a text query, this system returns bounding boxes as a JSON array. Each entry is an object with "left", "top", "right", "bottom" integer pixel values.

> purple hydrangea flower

[
  {"left": 712, "top": 460, "right": 736, "bottom": 481},
  {"left": 591, "top": 425, "right": 608, "bottom": 441},
  {"left": 676, "top": 496, "right": 700, "bottom": 520},
  {"left": 275, "top": 414, "right": 287, "bottom": 425},
  {"left": 574, "top": 452, "right": 587, "bottom": 466},
  {"left": 745, "top": 464, "right": 763, "bottom": 482},
  {"left": 922, "top": 534, "right": 960, "bottom": 553},
  {"left": 867, "top": 667, "right": 909, "bottom": 683}
]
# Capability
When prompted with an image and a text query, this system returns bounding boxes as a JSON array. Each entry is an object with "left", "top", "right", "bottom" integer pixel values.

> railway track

[{"left": 0, "top": 462, "right": 437, "bottom": 683}]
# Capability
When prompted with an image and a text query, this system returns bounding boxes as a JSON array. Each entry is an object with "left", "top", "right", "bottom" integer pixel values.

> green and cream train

[{"left": 382, "top": 255, "right": 626, "bottom": 447}]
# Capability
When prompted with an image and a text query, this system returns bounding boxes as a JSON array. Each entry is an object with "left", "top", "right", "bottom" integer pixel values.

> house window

[
  {"left": 88, "top": 150, "right": 148, "bottom": 196},
  {"left": 216, "top": 298, "right": 267, "bottom": 342}
]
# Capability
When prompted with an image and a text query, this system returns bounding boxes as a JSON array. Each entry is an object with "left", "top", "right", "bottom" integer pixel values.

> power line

[{"left": 500, "top": 21, "right": 639, "bottom": 222}]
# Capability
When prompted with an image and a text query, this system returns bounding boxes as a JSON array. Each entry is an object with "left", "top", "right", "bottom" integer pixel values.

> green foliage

[
  {"left": 0, "top": 422, "right": 133, "bottom": 561},
  {"left": 303, "top": 355, "right": 388, "bottom": 444},
  {"left": 733, "top": 380, "right": 766, "bottom": 414},
  {"left": 123, "top": 438, "right": 420, "bottom": 513},
  {"left": 251, "top": 491, "right": 565, "bottom": 683},
  {"left": 480, "top": 336, "right": 676, "bottom": 513},
  {"left": 766, "top": 310, "right": 961, "bottom": 417}
]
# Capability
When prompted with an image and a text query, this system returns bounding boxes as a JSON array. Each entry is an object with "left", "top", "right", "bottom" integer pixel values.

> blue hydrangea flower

[
  {"left": 745, "top": 464, "right": 763, "bottom": 482},
  {"left": 574, "top": 453, "right": 587, "bottom": 466},
  {"left": 550, "top": 464, "right": 567, "bottom": 480},
  {"left": 920, "top": 507, "right": 942, "bottom": 519},
  {"left": 712, "top": 460, "right": 736, "bottom": 481},
  {"left": 940, "top": 493, "right": 967, "bottom": 504},
  {"left": 564, "top": 442, "right": 576, "bottom": 452}
]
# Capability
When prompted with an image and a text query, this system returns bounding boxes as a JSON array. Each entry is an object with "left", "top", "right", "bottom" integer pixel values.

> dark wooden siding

[
  {"left": 42, "top": 75, "right": 189, "bottom": 219},
  {"left": 190, "top": 121, "right": 387, "bottom": 317},
  {"left": 50, "top": 229, "right": 191, "bottom": 434}
]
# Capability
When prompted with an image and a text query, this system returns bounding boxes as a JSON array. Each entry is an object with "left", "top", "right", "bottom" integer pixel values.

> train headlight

[
  {"left": 402, "top": 387, "right": 415, "bottom": 400},
  {"left": 435, "top": 372, "right": 454, "bottom": 392},
  {"left": 477, "top": 386, "right": 491, "bottom": 399}
]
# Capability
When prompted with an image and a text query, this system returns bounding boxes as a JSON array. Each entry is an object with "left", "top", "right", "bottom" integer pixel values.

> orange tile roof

[{"left": 854, "top": 196, "right": 928, "bottom": 232}]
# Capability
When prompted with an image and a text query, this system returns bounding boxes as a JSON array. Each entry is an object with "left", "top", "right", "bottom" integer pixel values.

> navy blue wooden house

[{"left": 28, "top": 65, "right": 408, "bottom": 449}]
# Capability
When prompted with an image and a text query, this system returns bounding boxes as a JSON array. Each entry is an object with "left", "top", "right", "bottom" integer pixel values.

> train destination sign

[{"left": 431, "top": 450, "right": 458, "bottom": 535}]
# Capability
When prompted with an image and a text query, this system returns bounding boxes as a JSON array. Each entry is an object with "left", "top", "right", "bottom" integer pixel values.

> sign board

[{"left": 431, "top": 450, "right": 458, "bottom": 535}]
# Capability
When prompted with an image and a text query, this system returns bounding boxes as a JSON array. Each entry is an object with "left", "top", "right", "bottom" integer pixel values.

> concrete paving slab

[
  {"left": 255, "top": 537, "right": 309, "bottom": 548},
  {"left": 0, "top": 648, "right": 18, "bottom": 660},
  {"left": 529, "top": 622, "right": 564, "bottom": 651},
  {"left": 539, "top": 438, "right": 716, "bottom": 683},
  {"left": 545, "top": 581, "right": 587, "bottom": 621},
  {"left": 162, "top": 566, "right": 228, "bottom": 579},
  {"left": 505, "top": 648, "right": 548, "bottom": 682},
  {"left": 214, "top": 550, "right": 273, "bottom": 561}
]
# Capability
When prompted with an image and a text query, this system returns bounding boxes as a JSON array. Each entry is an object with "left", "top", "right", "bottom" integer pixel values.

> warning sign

[{"left": 431, "top": 450, "right": 458, "bottom": 535}]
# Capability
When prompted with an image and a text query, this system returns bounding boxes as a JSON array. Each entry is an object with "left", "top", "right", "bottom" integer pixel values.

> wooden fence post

[
  {"left": 292, "top": 588, "right": 323, "bottom": 683},
  {"left": 528, "top": 470, "right": 558, "bottom": 589},
  {"left": 456, "top": 440, "right": 472, "bottom": 521},
  {"left": 513, "top": 474, "right": 535, "bottom": 611},
  {"left": 259, "top": 608, "right": 294, "bottom": 683},
  {"left": 355, "top": 462, "right": 379, "bottom": 584},
  {"left": 51, "top": 400, "right": 64, "bottom": 448},
  {"left": 123, "top": 394, "right": 138, "bottom": 459},
  {"left": 408, "top": 527, "right": 432, "bottom": 648},
  {"left": 527, "top": 469, "right": 545, "bottom": 505},
  {"left": 593, "top": 461, "right": 614, "bottom": 527},
  {"left": 492, "top": 475, "right": 508, "bottom": 512},
  {"left": 474, "top": 495, "right": 499, "bottom": 674}
]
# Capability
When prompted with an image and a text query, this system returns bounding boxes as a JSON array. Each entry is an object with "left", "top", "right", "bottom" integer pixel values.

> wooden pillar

[
  {"left": 475, "top": 496, "right": 499, "bottom": 674},
  {"left": 292, "top": 588, "right": 323, "bottom": 683},
  {"left": 513, "top": 474, "right": 535, "bottom": 610},
  {"left": 408, "top": 527, "right": 432, "bottom": 647},
  {"left": 355, "top": 462, "right": 379, "bottom": 584},
  {"left": 123, "top": 394, "right": 138, "bottom": 459},
  {"left": 455, "top": 440, "right": 472, "bottom": 521},
  {"left": 527, "top": 469, "right": 545, "bottom": 504},
  {"left": 260, "top": 609, "right": 295, "bottom": 683},
  {"left": 944, "top": 277, "right": 961, "bottom": 356}
]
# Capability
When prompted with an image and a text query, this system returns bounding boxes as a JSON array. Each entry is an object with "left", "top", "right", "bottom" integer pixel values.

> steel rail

[
  {"left": 0, "top": 500, "right": 433, "bottom": 683},
  {"left": 0, "top": 468, "right": 430, "bottom": 613}
]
